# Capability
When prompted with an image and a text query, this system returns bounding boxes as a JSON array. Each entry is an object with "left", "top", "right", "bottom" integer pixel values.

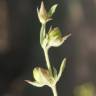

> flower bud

[
  {"left": 33, "top": 67, "right": 55, "bottom": 86},
  {"left": 46, "top": 27, "right": 71, "bottom": 48},
  {"left": 47, "top": 27, "right": 63, "bottom": 48},
  {"left": 37, "top": 1, "right": 51, "bottom": 24}
]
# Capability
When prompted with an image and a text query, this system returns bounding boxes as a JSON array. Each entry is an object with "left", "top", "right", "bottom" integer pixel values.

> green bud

[
  {"left": 47, "top": 27, "right": 71, "bottom": 48},
  {"left": 33, "top": 67, "right": 55, "bottom": 87},
  {"left": 33, "top": 67, "right": 43, "bottom": 84},
  {"left": 48, "top": 27, "right": 63, "bottom": 48}
]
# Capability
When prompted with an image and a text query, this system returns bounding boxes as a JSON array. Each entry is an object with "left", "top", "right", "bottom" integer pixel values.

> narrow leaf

[
  {"left": 25, "top": 80, "right": 44, "bottom": 87},
  {"left": 40, "top": 24, "right": 46, "bottom": 47},
  {"left": 53, "top": 67, "right": 58, "bottom": 79},
  {"left": 48, "top": 4, "right": 58, "bottom": 17},
  {"left": 56, "top": 58, "right": 66, "bottom": 82},
  {"left": 62, "top": 33, "right": 71, "bottom": 43}
]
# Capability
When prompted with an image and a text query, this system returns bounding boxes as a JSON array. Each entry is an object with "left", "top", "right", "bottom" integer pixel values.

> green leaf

[
  {"left": 62, "top": 33, "right": 71, "bottom": 43},
  {"left": 56, "top": 58, "right": 66, "bottom": 82},
  {"left": 48, "top": 4, "right": 58, "bottom": 17},
  {"left": 53, "top": 67, "right": 58, "bottom": 79},
  {"left": 40, "top": 24, "right": 46, "bottom": 48},
  {"left": 25, "top": 80, "right": 44, "bottom": 87}
]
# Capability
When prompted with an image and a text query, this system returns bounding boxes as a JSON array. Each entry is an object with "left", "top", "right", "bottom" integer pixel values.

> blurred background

[{"left": 0, "top": 0, "right": 96, "bottom": 96}]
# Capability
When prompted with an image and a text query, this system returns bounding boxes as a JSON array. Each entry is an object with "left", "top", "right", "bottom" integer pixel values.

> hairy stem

[
  {"left": 40, "top": 23, "right": 52, "bottom": 74},
  {"left": 40, "top": 24, "right": 46, "bottom": 47},
  {"left": 51, "top": 86, "right": 58, "bottom": 96},
  {"left": 44, "top": 49, "right": 52, "bottom": 75}
]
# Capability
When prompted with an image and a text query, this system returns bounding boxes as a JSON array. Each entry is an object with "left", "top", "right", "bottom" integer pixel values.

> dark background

[{"left": 0, "top": 0, "right": 96, "bottom": 96}]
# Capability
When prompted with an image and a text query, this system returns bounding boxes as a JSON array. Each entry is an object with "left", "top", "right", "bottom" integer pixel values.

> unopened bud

[
  {"left": 37, "top": 1, "right": 51, "bottom": 24},
  {"left": 46, "top": 27, "right": 71, "bottom": 48},
  {"left": 33, "top": 67, "right": 55, "bottom": 86},
  {"left": 47, "top": 27, "right": 63, "bottom": 48}
]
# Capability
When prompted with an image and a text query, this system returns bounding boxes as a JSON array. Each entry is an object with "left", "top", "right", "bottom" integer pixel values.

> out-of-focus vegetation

[{"left": 74, "top": 83, "right": 95, "bottom": 96}]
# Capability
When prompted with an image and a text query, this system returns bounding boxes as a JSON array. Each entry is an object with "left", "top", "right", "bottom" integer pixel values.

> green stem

[
  {"left": 40, "top": 23, "right": 52, "bottom": 75},
  {"left": 40, "top": 24, "right": 46, "bottom": 48},
  {"left": 44, "top": 49, "right": 52, "bottom": 75},
  {"left": 51, "top": 86, "right": 58, "bottom": 96}
]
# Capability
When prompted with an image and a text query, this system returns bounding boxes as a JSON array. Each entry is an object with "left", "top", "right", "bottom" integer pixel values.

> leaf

[
  {"left": 56, "top": 58, "right": 66, "bottom": 82},
  {"left": 40, "top": 24, "right": 46, "bottom": 47},
  {"left": 53, "top": 67, "right": 58, "bottom": 79},
  {"left": 25, "top": 80, "right": 45, "bottom": 87},
  {"left": 48, "top": 4, "right": 58, "bottom": 17},
  {"left": 62, "top": 33, "right": 71, "bottom": 43}
]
